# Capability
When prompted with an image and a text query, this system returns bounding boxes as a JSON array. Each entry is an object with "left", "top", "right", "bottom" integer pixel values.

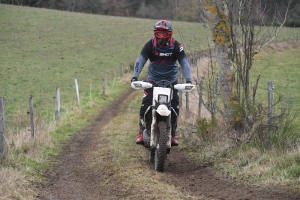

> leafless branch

[{"left": 259, "top": 0, "right": 291, "bottom": 50}]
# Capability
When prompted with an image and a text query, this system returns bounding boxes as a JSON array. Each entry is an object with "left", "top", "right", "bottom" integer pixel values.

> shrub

[{"left": 284, "top": 20, "right": 300, "bottom": 28}]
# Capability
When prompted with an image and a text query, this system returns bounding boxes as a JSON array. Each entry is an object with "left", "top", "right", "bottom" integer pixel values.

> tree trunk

[{"left": 202, "top": 0, "right": 239, "bottom": 127}]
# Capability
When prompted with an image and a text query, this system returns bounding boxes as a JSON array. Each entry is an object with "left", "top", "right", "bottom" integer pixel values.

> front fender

[{"left": 156, "top": 105, "right": 171, "bottom": 116}]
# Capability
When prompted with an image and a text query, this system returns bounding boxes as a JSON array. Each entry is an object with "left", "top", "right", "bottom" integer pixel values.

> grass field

[
  {"left": 253, "top": 46, "right": 300, "bottom": 112},
  {"left": 1, "top": 4, "right": 299, "bottom": 123},
  {"left": 0, "top": 4, "right": 208, "bottom": 123},
  {"left": 1, "top": 4, "right": 300, "bottom": 199}
]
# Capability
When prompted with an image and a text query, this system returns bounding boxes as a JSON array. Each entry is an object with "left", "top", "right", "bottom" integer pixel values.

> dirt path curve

[{"left": 37, "top": 88, "right": 300, "bottom": 200}]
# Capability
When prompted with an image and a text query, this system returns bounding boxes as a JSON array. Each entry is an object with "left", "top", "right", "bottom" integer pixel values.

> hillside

[
  {"left": 0, "top": 4, "right": 207, "bottom": 114},
  {"left": 1, "top": 0, "right": 299, "bottom": 24}
]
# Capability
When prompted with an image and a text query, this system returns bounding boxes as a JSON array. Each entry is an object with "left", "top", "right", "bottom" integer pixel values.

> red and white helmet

[
  {"left": 154, "top": 20, "right": 173, "bottom": 47},
  {"left": 154, "top": 20, "right": 173, "bottom": 39}
]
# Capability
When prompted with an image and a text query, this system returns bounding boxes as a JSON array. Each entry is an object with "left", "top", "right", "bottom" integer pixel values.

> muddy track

[{"left": 37, "top": 88, "right": 300, "bottom": 200}]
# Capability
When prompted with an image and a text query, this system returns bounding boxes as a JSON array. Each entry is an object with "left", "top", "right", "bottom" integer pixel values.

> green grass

[
  {"left": 252, "top": 47, "right": 300, "bottom": 116},
  {"left": 0, "top": 5, "right": 208, "bottom": 121}
]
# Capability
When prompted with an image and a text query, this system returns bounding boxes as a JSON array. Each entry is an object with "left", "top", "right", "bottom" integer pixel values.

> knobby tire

[{"left": 154, "top": 121, "right": 168, "bottom": 172}]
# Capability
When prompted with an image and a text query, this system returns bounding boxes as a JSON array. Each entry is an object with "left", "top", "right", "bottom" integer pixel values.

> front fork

[{"left": 150, "top": 108, "right": 171, "bottom": 149}]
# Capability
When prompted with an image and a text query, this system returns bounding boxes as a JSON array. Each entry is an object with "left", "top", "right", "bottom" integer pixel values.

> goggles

[{"left": 154, "top": 31, "right": 170, "bottom": 38}]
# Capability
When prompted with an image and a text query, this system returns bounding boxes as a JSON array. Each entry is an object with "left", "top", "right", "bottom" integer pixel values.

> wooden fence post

[
  {"left": 29, "top": 95, "right": 35, "bottom": 139},
  {"left": 113, "top": 71, "right": 116, "bottom": 88},
  {"left": 186, "top": 92, "right": 189, "bottom": 112},
  {"left": 89, "top": 80, "right": 92, "bottom": 102},
  {"left": 75, "top": 79, "right": 80, "bottom": 105},
  {"left": 179, "top": 91, "right": 182, "bottom": 107},
  {"left": 0, "top": 97, "right": 6, "bottom": 159},
  {"left": 198, "top": 79, "right": 203, "bottom": 117},
  {"left": 267, "top": 81, "right": 274, "bottom": 138},
  {"left": 55, "top": 87, "right": 60, "bottom": 120},
  {"left": 102, "top": 72, "right": 108, "bottom": 95},
  {"left": 120, "top": 62, "right": 124, "bottom": 77}
]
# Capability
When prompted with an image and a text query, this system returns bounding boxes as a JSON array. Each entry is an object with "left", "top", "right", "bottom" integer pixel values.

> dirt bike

[{"left": 131, "top": 80, "right": 195, "bottom": 172}]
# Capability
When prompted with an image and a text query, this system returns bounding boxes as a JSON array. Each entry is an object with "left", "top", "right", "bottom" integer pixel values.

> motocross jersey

[{"left": 133, "top": 38, "right": 191, "bottom": 87}]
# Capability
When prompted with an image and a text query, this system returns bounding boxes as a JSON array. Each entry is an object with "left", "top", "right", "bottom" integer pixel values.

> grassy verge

[{"left": 181, "top": 130, "right": 300, "bottom": 191}]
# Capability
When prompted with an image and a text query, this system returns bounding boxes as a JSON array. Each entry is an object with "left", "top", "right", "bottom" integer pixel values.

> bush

[
  {"left": 196, "top": 118, "right": 218, "bottom": 142},
  {"left": 284, "top": 20, "right": 300, "bottom": 28}
]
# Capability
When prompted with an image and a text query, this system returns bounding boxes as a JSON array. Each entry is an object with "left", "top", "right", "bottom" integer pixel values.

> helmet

[
  {"left": 154, "top": 20, "right": 173, "bottom": 32},
  {"left": 154, "top": 20, "right": 173, "bottom": 47}
]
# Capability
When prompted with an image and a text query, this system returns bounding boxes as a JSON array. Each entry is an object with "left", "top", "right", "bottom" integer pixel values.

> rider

[{"left": 131, "top": 20, "right": 192, "bottom": 146}]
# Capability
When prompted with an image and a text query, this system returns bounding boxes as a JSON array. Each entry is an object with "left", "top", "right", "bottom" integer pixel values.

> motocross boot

[
  {"left": 136, "top": 129, "right": 144, "bottom": 144},
  {"left": 171, "top": 114, "right": 179, "bottom": 146},
  {"left": 171, "top": 135, "right": 179, "bottom": 146},
  {"left": 136, "top": 123, "right": 144, "bottom": 145}
]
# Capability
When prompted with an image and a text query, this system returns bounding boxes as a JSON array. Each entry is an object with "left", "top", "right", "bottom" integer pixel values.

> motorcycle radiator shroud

[{"left": 153, "top": 87, "right": 172, "bottom": 116}]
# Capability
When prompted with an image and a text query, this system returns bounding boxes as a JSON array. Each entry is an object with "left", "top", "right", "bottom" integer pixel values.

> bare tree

[
  {"left": 199, "top": 0, "right": 290, "bottom": 130},
  {"left": 199, "top": 1, "right": 238, "bottom": 127}
]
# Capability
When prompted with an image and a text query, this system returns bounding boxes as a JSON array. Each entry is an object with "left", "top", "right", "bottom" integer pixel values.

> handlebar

[{"left": 131, "top": 81, "right": 195, "bottom": 92}]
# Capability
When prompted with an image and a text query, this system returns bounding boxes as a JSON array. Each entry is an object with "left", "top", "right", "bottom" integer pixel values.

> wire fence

[{"left": 0, "top": 65, "right": 127, "bottom": 159}]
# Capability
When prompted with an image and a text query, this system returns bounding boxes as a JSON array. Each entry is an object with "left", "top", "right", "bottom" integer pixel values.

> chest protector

[
  {"left": 152, "top": 37, "right": 175, "bottom": 49},
  {"left": 151, "top": 37, "right": 176, "bottom": 61}
]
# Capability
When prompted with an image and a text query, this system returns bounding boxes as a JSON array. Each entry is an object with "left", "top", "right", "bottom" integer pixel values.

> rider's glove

[
  {"left": 131, "top": 77, "right": 138, "bottom": 82},
  {"left": 186, "top": 80, "right": 192, "bottom": 84}
]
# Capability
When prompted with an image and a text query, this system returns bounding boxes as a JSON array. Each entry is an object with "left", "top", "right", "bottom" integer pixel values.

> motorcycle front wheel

[
  {"left": 154, "top": 121, "right": 168, "bottom": 172},
  {"left": 149, "top": 148, "right": 155, "bottom": 163}
]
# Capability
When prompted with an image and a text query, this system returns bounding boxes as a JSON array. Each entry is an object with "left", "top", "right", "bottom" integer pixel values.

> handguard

[
  {"left": 131, "top": 81, "right": 153, "bottom": 90},
  {"left": 174, "top": 83, "right": 195, "bottom": 92}
]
